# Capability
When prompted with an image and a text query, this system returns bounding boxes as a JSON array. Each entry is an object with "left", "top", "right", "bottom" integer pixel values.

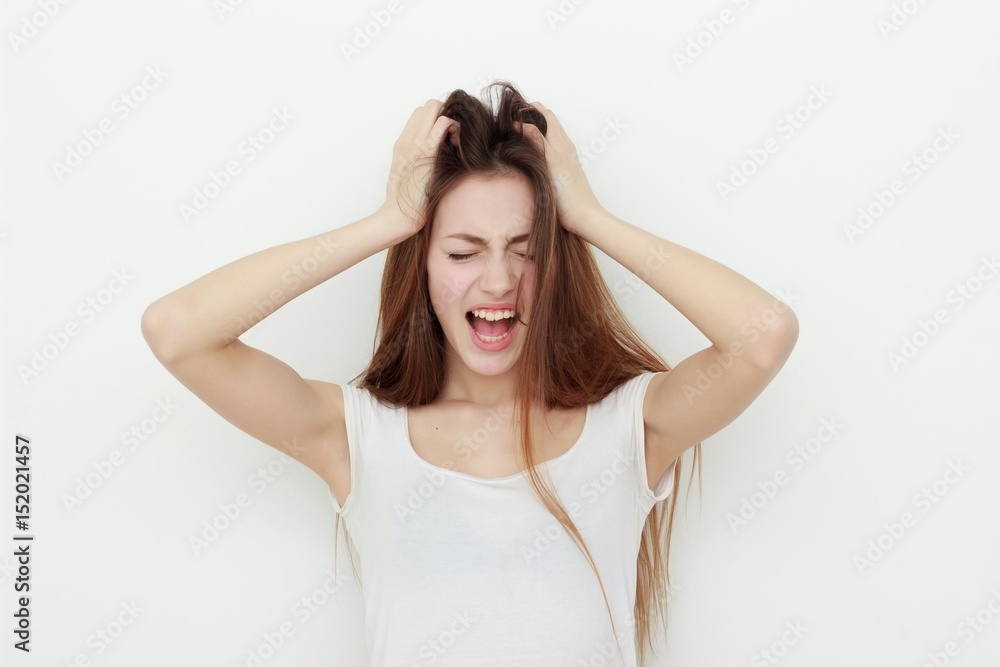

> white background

[{"left": 2, "top": 0, "right": 999, "bottom": 665}]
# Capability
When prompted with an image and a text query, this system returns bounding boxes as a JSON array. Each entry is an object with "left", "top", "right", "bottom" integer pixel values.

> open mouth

[{"left": 466, "top": 309, "right": 518, "bottom": 343}]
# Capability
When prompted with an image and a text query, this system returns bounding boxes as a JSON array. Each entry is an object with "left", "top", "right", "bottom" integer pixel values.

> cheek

[
  {"left": 519, "top": 265, "right": 538, "bottom": 298},
  {"left": 427, "top": 262, "right": 475, "bottom": 313}
]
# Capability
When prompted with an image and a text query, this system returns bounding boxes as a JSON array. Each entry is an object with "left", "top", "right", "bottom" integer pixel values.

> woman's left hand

[{"left": 514, "top": 102, "right": 604, "bottom": 237}]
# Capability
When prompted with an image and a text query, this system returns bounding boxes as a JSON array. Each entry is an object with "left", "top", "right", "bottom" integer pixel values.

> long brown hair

[{"left": 339, "top": 81, "right": 702, "bottom": 666}]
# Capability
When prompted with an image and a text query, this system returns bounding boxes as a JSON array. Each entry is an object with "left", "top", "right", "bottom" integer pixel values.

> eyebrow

[{"left": 444, "top": 233, "right": 530, "bottom": 245}]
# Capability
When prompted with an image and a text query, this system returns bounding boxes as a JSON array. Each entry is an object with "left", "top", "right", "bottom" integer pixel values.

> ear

[{"left": 446, "top": 121, "right": 461, "bottom": 147}]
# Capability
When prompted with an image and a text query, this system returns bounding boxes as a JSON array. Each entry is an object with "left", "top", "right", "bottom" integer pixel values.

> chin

[
  {"left": 470, "top": 357, "right": 518, "bottom": 375},
  {"left": 448, "top": 337, "right": 522, "bottom": 375},
  {"left": 461, "top": 342, "right": 517, "bottom": 367}
]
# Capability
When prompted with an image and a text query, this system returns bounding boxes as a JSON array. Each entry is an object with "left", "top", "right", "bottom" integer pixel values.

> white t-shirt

[{"left": 328, "top": 371, "right": 676, "bottom": 666}]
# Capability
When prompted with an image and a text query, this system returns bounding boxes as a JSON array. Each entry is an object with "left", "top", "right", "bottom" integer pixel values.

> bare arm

[
  {"left": 140, "top": 210, "right": 413, "bottom": 497},
  {"left": 516, "top": 101, "right": 798, "bottom": 491},
  {"left": 141, "top": 100, "right": 460, "bottom": 505},
  {"left": 576, "top": 208, "right": 798, "bottom": 487}
]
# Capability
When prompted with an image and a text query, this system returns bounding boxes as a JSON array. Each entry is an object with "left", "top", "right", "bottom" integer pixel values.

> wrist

[
  {"left": 568, "top": 205, "right": 610, "bottom": 242},
  {"left": 371, "top": 205, "right": 421, "bottom": 245}
]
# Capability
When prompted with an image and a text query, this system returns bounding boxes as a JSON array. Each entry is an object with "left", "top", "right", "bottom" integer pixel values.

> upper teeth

[{"left": 471, "top": 309, "right": 514, "bottom": 321}]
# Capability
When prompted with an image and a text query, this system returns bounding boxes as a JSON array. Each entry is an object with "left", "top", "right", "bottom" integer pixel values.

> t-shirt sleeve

[
  {"left": 328, "top": 382, "right": 367, "bottom": 516},
  {"left": 626, "top": 372, "right": 677, "bottom": 503}
]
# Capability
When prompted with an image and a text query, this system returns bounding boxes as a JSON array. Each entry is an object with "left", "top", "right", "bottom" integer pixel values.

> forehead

[{"left": 432, "top": 173, "right": 534, "bottom": 239}]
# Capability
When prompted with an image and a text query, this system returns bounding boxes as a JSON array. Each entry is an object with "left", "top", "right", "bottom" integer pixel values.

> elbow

[
  {"left": 753, "top": 311, "right": 799, "bottom": 369},
  {"left": 141, "top": 299, "right": 184, "bottom": 366}
]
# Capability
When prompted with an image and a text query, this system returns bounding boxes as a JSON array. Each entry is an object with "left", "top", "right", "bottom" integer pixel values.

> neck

[{"left": 440, "top": 349, "right": 521, "bottom": 409}]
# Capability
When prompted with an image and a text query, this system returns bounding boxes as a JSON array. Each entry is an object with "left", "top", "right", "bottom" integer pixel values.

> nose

[{"left": 479, "top": 251, "right": 517, "bottom": 296}]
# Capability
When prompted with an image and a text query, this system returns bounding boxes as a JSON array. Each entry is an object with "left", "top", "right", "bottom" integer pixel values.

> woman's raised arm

[
  {"left": 140, "top": 210, "right": 413, "bottom": 496},
  {"left": 140, "top": 100, "right": 458, "bottom": 500}
]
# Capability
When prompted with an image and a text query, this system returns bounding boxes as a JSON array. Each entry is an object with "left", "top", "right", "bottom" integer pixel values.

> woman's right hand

[{"left": 380, "top": 99, "right": 460, "bottom": 237}]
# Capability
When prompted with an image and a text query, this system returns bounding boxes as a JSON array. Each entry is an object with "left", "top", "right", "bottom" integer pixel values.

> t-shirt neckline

[{"left": 401, "top": 400, "right": 593, "bottom": 483}]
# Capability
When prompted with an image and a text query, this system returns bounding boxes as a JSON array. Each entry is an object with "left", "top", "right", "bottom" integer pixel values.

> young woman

[{"left": 141, "top": 82, "right": 798, "bottom": 666}]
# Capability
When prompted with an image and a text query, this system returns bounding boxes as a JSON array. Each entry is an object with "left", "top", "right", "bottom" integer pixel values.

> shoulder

[
  {"left": 583, "top": 372, "right": 659, "bottom": 435},
  {"left": 585, "top": 372, "right": 675, "bottom": 497},
  {"left": 603, "top": 371, "right": 659, "bottom": 407},
  {"left": 302, "top": 381, "right": 397, "bottom": 486},
  {"left": 319, "top": 381, "right": 396, "bottom": 419}
]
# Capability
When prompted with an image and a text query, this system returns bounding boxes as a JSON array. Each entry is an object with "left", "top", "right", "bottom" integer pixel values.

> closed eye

[{"left": 447, "top": 252, "right": 534, "bottom": 261}]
